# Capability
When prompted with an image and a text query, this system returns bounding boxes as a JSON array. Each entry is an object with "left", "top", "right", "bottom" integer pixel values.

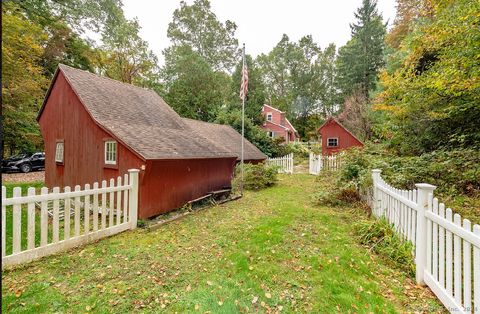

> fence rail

[
  {"left": 266, "top": 153, "right": 293, "bottom": 174},
  {"left": 2, "top": 169, "right": 139, "bottom": 267},
  {"left": 371, "top": 169, "right": 480, "bottom": 313},
  {"left": 309, "top": 153, "right": 340, "bottom": 175}
]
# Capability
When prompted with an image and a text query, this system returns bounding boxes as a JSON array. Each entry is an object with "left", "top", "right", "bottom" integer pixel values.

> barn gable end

[
  {"left": 38, "top": 70, "right": 144, "bottom": 189},
  {"left": 317, "top": 117, "right": 364, "bottom": 155}
]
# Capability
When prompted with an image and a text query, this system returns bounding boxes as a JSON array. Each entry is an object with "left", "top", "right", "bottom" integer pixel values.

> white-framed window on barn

[
  {"left": 55, "top": 141, "right": 64, "bottom": 163},
  {"left": 267, "top": 113, "right": 272, "bottom": 121},
  {"left": 327, "top": 138, "right": 338, "bottom": 147},
  {"left": 267, "top": 131, "right": 275, "bottom": 138},
  {"left": 104, "top": 141, "right": 117, "bottom": 165}
]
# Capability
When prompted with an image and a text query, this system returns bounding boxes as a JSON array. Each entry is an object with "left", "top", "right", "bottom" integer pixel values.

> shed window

[
  {"left": 327, "top": 138, "right": 338, "bottom": 147},
  {"left": 105, "top": 141, "right": 117, "bottom": 165},
  {"left": 267, "top": 113, "right": 272, "bottom": 121},
  {"left": 55, "top": 142, "right": 64, "bottom": 163},
  {"left": 267, "top": 131, "right": 275, "bottom": 138}
]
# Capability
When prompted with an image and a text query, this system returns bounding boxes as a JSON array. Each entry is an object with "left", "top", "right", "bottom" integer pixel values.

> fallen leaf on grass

[
  {"left": 252, "top": 296, "right": 258, "bottom": 304},
  {"left": 265, "top": 292, "right": 272, "bottom": 299}
]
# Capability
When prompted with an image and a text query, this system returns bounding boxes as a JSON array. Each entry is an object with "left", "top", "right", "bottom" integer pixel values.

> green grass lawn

[{"left": 2, "top": 174, "right": 444, "bottom": 313}]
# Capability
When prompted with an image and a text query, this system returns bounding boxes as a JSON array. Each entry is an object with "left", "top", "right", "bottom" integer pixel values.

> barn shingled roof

[
  {"left": 183, "top": 118, "right": 267, "bottom": 161},
  {"left": 39, "top": 64, "right": 250, "bottom": 160}
]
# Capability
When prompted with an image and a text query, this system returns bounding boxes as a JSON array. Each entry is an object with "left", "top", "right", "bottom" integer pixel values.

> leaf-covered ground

[{"left": 2, "top": 174, "right": 444, "bottom": 313}]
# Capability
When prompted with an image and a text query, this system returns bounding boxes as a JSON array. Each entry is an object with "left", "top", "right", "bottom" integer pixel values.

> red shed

[
  {"left": 38, "top": 64, "right": 265, "bottom": 219},
  {"left": 317, "top": 117, "right": 364, "bottom": 155}
]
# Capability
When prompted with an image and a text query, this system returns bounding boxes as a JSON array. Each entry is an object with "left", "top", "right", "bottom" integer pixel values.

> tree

[
  {"left": 167, "top": 0, "right": 239, "bottom": 72},
  {"left": 338, "top": 90, "right": 372, "bottom": 140},
  {"left": 14, "top": 0, "right": 124, "bottom": 34},
  {"left": 336, "top": 0, "right": 386, "bottom": 100},
  {"left": 41, "top": 21, "right": 99, "bottom": 77},
  {"left": 99, "top": 17, "right": 160, "bottom": 86},
  {"left": 317, "top": 43, "right": 339, "bottom": 117},
  {"left": 2, "top": 3, "right": 49, "bottom": 155},
  {"left": 376, "top": 0, "right": 480, "bottom": 153},
  {"left": 386, "top": 0, "right": 435, "bottom": 48},
  {"left": 257, "top": 35, "right": 338, "bottom": 137},
  {"left": 256, "top": 34, "right": 294, "bottom": 112},
  {"left": 228, "top": 55, "right": 266, "bottom": 124},
  {"left": 214, "top": 109, "right": 286, "bottom": 157},
  {"left": 162, "top": 45, "right": 229, "bottom": 121}
]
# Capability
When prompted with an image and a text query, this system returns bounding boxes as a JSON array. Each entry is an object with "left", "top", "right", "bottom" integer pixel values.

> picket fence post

[
  {"left": 371, "top": 169, "right": 382, "bottom": 217},
  {"left": 128, "top": 169, "right": 140, "bottom": 230},
  {"left": 415, "top": 183, "right": 437, "bottom": 285}
]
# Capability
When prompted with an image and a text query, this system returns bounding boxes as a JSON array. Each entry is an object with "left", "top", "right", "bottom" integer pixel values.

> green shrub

[
  {"left": 336, "top": 144, "right": 480, "bottom": 197},
  {"left": 312, "top": 173, "right": 362, "bottom": 207},
  {"left": 233, "top": 163, "right": 278, "bottom": 191},
  {"left": 283, "top": 142, "right": 310, "bottom": 158},
  {"left": 355, "top": 217, "right": 415, "bottom": 277}
]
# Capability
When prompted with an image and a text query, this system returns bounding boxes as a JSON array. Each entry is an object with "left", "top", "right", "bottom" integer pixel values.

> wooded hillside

[{"left": 2, "top": 0, "right": 479, "bottom": 158}]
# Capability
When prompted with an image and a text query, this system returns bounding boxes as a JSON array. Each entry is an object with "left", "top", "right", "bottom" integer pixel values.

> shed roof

[
  {"left": 39, "top": 64, "right": 238, "bottom": 160},
  {"left": 317, "top": 117, "right": 364, "bottom": 144},
  {"left": 183, "top": 118, "right": 267, "bottom": 161}
]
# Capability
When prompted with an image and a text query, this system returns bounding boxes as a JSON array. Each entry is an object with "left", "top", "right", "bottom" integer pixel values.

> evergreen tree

[{"left": 336, "top": 0, "right": 386, "bottom": 100}]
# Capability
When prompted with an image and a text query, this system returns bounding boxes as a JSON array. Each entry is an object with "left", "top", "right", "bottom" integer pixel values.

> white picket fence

[
  {"left": 266, "top": 153, "right": 293, "bottom": 174},
  {"left": 309, "top": 153, "right": 341, "bottom": 175},
  {"left": 1, "top": 169, "right": 139, "bottom": 267},
  {"left": 371, "top": 169, "right": 480, "bottom": 313}
]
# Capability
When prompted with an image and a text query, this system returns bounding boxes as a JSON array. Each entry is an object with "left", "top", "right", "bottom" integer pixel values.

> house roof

[
  {"left": 38, "top": 64, "right": 238, "bottom": 160},
  {"left": 183, "top": 118, "right": 267, "bottom": 161},
  {"left": 317, "top": 117, "right": 364, "bottom": 144}
]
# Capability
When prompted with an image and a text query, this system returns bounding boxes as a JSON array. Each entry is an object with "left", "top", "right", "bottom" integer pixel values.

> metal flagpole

[{"left": 241, "top": 43, "right": 246, "bottom": 195}]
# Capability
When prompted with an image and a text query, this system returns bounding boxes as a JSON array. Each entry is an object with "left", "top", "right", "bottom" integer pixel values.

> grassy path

[{"left": 2, "top": 174, "right": 443, "bottom": 313}]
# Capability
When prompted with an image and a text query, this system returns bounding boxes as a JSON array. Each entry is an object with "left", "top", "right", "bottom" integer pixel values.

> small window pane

[
  {"left": 55, "top": 142, "right": 64, "bottom": 163},
  {"left": 105, "top": 141, "right": 117, "bottom": 164},
  {"left": 327, "top": 138, "right": 338, "bottom": 147}
]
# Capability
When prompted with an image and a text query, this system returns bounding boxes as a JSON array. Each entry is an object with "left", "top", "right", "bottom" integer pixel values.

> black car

[{"left": 2, "top": 152, "right": 45, "bottom": 173}]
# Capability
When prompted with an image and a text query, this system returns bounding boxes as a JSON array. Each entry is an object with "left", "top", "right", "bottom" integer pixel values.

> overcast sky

[{"left": 122, "top": 0, "right": 397, "bottom": 65}]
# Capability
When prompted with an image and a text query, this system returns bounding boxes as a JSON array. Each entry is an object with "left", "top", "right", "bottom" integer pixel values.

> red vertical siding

[
  {"left": 39, "top": 72, "right": 144, "bottom": 191},
  {"left": 38, "top": 72, "right": 237, "bottom": 219},
  {"left": 260, "top": 105, "right": 298, "bottom": 143},
  {"left": 318, "top": 119, "right": 363, "bottom": 155},
  {"left": 139, "top": 158, "right": 236, "bottom": 218}
]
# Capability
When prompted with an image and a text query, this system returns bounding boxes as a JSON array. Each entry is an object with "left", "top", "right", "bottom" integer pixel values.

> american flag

[{"left": 239, "top": 62, "right": 248, "bottom": 101}]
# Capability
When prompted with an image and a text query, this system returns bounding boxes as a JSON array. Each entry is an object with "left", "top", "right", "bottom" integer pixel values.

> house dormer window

[
  {"left": 55, "top": 141, "right": 64, "bottom": 163},
  {"left": 105, "top": 140, "right": 117, "bottom": 165},
  {"left": 267, "top": 113, "right": 272, "bottom": 121},
  {"left": 327, "top": 138, "right": 338, "bottom": 147}
]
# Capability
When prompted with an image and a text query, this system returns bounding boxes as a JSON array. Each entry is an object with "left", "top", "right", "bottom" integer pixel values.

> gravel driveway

[{"left": 2, "top": 170, "right": 45, "bottom": 184}]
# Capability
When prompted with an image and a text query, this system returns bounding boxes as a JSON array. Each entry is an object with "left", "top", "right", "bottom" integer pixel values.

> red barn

[
  {"left": 260, "top": 104, "right": 299, "bottom": 143},
  {"left": 38, "top": 64, "right": 266, "bottom": 219},
  {"left": 317, "top": 117, "right": 364, "bottom": 155}
]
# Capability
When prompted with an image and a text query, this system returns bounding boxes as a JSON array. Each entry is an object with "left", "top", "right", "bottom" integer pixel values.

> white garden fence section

[
  {"left": 371, "top": 169, "right": 480, "bottom": 313},
  {"left": 266, "top": 153, "right": 293, "bottom": 174},
  {"left": 308, "top": 153, "right": 340, "bottom": 175},
  {"left": 2, "top": 169, "right": 139, "bottom": 267}
]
